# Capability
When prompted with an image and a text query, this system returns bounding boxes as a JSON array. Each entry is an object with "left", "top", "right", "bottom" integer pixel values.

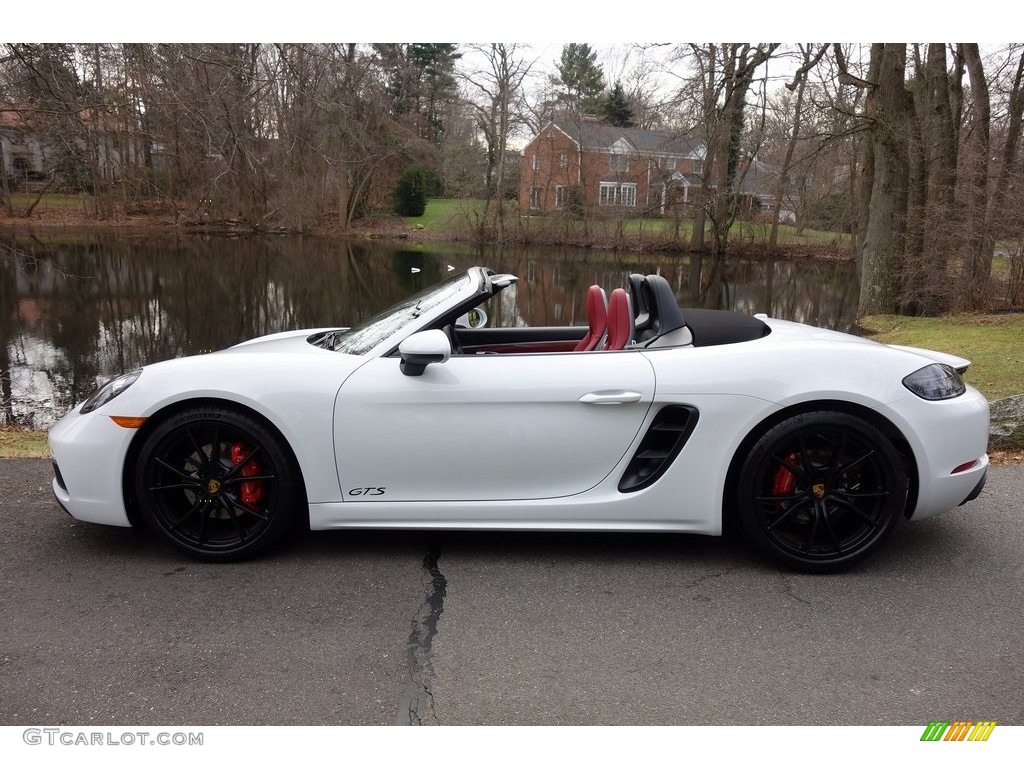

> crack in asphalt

[
  {"left": 684, "top": 566, "right": 737, "bottom": 591},
  {"left": 778, "top": 574, "right": 812, "bottom": 605},
  {"left": 396, "top": 542, "right": 447, "bottom": 725}
]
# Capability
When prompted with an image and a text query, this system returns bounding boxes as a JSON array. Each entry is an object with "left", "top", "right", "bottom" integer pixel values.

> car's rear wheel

[
  {"left": 735, "top": 411, "right": 907, "bottom": 573},
  {"left": 135, "top": 406, "right": 300, "bottom": 561}
]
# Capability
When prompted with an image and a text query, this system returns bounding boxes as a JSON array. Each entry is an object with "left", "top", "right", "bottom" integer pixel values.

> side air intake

[{"left": 618, "top": 405, "right": 699, "bottom": 493}]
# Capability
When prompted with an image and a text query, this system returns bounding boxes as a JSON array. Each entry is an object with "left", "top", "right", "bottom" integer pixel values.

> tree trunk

[
  {"left": 23, "top": 175, "right": 56, "bottom": 217},
  {"left": 918, "top": 43, "right": 957, "bottom": 313},
  {"left": 0, "top": 151, "right": 11, "bottom": 216},
  {"left": 707, "top": 44, "right": 778, "bottom": 258},
  {"left": 961, "top": 44, "right": 992, "bottom": 308},
  {"left": 855, "top": 45, "right": 883, "bottom": 271},
  {"left": 689, "top": 45, "right": 716, "bottom": 251},
  {"left": 858, "top": 44, "right": 910, "bottom": 317},
  {"left": 905, "top": 59, "right": 925, "bottom": 304}
]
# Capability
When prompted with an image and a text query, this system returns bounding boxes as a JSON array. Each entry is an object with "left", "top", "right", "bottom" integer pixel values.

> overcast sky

[{"left": 6, "top": 1, "right": 1004, "bottom": 42}]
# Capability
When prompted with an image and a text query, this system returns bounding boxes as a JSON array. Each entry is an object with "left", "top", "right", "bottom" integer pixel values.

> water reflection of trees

[
  {"left": 4, "top": 235, "right": 858, "bottom": 427},
  {"left": 482, "top": 250, "right": 857, "bottom": 333}
]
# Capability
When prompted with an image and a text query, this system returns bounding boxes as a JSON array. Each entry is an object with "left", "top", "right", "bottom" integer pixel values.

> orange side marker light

[{"left": 110, "top": 416, "right": 148, "bottom": 429}]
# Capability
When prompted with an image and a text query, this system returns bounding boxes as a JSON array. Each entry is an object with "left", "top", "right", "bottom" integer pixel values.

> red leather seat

[
  {"left": 574, "top": 285, "right": 608, "bottom": 351},
  {"left": 603, "top": 288, "right": 634, "bottom": 350}
]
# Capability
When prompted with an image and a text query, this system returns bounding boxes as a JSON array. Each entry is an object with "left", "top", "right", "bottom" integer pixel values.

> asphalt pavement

[{"left": 1, "top": 458, "right": 1021, "bottom": 726}]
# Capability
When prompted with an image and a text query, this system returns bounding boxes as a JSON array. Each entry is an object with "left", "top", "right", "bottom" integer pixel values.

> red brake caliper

[
  {"left": 772, "top": 452, "right": 799, "bottom": 502},
  {"left": 231, "top": 442, "right": 266, "bottom": 509}
]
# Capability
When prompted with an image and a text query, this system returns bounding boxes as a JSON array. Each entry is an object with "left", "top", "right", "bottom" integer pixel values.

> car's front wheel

[
  {"left": 135, "top": 405, "right": 301, "bottom": 561},
  {"left": 734, "top": 411, "right": 908, "bottom": 573}
]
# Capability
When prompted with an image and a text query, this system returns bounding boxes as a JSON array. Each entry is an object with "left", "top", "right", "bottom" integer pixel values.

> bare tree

[
  {"left": 768, "top": 44, "right": 828, "bottom": 245},
  {"left": 970, "top": 45, "right": 1024, "bottom": 307},
  {"left": 673, "top": 43, "right": 779, "bottom": 255},
  {"left": 461, "top": 44, "right": 534, "bottom": 242}
]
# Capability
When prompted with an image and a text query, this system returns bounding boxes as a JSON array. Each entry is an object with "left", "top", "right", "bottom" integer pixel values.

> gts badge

[{"left": 348, "top": 487, "right": 386, "bottom": 497}]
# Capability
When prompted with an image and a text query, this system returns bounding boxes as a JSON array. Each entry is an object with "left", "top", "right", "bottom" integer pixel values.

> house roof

[
  {"left": 735, "top": 157, "right": 781, "bottom": 196},
  {"left": 549, "top": 118, "right": 703, "bottom": 159},
  {"left": 0, "top": 101, "right": 125, "bottom": 133},
  {"left": 668, "top": 171, "right": 705, "bottom": 186}
]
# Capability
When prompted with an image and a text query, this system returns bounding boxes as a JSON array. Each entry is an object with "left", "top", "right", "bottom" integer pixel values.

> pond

[{"left": 1, "top": 231, "right": 859, "bottom": 428}]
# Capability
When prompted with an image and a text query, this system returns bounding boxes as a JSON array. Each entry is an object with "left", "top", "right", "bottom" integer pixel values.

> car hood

[{"left": 223, "top": 328, "right": 346, "bottom": 355}]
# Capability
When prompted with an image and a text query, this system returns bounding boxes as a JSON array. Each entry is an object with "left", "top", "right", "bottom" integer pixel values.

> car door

[{"left": 333, "top": 351, "right": 656, "bottom": 503}]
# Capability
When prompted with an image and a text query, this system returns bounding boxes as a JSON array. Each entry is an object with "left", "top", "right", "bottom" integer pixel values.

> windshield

[{"left": 311, "top": 273, "right": 472, "bottom": 355}]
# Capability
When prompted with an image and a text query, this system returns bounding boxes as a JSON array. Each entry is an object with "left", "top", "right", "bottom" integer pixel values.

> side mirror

[
  {"left": 399, "top": 329, "right": 451, "bottom": 377},
  {"left": 455, "top": 307, "right": 488, "bottom": 328}
]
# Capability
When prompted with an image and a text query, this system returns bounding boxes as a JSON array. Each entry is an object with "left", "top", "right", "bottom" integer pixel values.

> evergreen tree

[
  {"left": 373, "top": 43, "right": 461, "bottom": 145},
  {"left": 556, "top": 43, "right": 605, "bottom": 116},
  {"left": 408, "top": 43, "right": 461, "bottom": 145},
  {"left": 602, "top": 81, "right": 634, "bottom": 127}
]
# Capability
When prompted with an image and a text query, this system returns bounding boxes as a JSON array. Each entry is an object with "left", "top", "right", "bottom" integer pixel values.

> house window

[
  {"left": 529, "top": 186, "right": 542, "bottom": 209},
  {"left": 531, "top": 155, "right": 540, "bottom": 170},
  {"left": 559, "top": 152, "right": 568, "bottom": 168},
  {"left": 666, "top": 157, "right": 676, "bottom": 170},
  {"left": 598, "top": 182, "right": 637, "bottom": 207},
  {"left": 599, "top": 182, "right": 617, "bottom": 206},
  {"left": 692, "top": 159, "right": 703, "bottom": 174},
  {"left": 609, "top": 153, "right": 629, "bottom": 172},
  {"left": 555, "top": 185, "right": 566, "bottom": 209}
]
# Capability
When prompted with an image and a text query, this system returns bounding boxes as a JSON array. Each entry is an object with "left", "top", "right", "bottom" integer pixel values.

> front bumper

[{"left": 48, "top": 406, "right": 135, "bottom": 527}]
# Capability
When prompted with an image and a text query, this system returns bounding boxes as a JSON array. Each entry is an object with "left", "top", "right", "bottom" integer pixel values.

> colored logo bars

[{"left": 920, "top": 721, "right": 997, "bottom": 742}]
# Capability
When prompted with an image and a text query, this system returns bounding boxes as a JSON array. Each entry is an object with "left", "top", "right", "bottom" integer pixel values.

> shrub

[{"left": 394, "top": 165, "right": 428, "bottom": 217}]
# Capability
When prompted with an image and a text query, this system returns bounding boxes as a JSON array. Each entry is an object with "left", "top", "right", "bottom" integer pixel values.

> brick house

[
  {"left": 519, "top": 118, "right": 705, "bottom": 217},
  {"left": 0, "top": 106, "right": 49, "bottom": 184},
  {"left": 1, "top": 102, "right": 150, "bottom": 192}
]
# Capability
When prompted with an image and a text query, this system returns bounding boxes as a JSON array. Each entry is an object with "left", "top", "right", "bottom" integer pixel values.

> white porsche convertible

[{"left": 48, "top": 267, "right": 989, "bottom": 571}]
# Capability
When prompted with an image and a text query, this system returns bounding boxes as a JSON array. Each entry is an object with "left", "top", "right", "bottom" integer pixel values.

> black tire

[
  {"left": 734, "top": 411, "right": 907, "bottom": 573},
  {"left": 135, "top": 405, "right": 301, "bottom": 561}
]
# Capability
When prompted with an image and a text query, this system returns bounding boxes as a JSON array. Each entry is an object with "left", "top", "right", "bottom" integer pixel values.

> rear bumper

[
  {"left": 959, "top": 467, "right": 987, "bottom": 506},
  {"left": 889, "top": 386, "right": 990, "bottom": 521}
]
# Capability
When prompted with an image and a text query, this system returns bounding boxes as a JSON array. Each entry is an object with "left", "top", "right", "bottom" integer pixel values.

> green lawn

[
  {"left": 403, "top": 198, "right": 851, "bottom": 248},
  {"left": 401, "top": 198, "right": 489, "bottom": 230},
  {"left": 8, "top": 192, "right": 84, "bottom": 210},
  {"left": 859, "top": 313, "right": 1024, "bottom": 400}
]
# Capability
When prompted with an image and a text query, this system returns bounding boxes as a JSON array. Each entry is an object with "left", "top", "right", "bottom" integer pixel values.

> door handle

[{"left": 578, "top": 390, "right": 643, "bottom": 405}]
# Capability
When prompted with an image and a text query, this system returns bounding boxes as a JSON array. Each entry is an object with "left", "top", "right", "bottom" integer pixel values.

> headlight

[
  {"left": 80, "top": 370, "right": 142, "bottom": 414},
  {"left": 902, "top": 364, "right": 965, "bottom": 401}
]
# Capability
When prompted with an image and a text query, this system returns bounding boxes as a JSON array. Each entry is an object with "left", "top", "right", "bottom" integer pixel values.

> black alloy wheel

[
  {"left": 135, "top": 406, "right": 300, "bottom": 561},
  {"left": 735, "top": 411, "right": 908, "bottom": 573}
]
